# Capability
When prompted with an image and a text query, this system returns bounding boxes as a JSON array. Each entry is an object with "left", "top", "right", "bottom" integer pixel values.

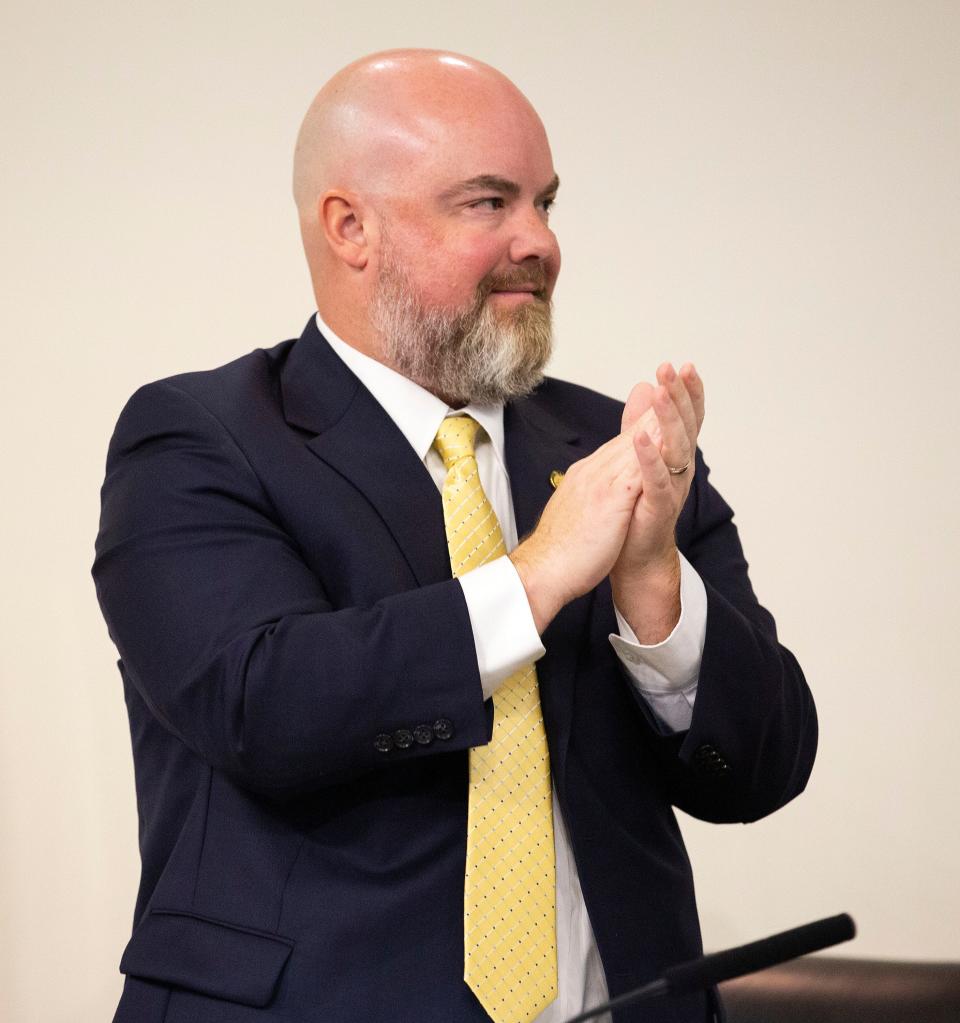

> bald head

[{"left": 292, "top": 49, "right": 543, "bottom": 217}]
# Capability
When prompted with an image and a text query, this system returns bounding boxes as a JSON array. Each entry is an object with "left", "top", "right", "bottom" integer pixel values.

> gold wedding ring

[{"left": 667, "top": 461, "right": 690, "bottom": 475}]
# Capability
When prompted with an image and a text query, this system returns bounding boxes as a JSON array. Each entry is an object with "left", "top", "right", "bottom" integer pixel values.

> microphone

[{"left": 562, "top": 913, "right": 856, "bottom": 1023}]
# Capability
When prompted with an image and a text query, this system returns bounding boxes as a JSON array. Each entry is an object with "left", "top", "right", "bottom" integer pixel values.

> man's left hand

[{"left": 608, "top": 362, "right": 705, "bottom": 643}]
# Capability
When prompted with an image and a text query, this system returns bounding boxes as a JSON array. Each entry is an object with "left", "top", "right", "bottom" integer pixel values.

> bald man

[{"left": 94, "top": 50, "right": 816, "bottom": 1023}]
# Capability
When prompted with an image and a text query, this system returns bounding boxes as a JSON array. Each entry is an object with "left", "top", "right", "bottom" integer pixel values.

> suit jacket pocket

[{"left": 119, "top": 909, "right": 294, "bottom": 1008}]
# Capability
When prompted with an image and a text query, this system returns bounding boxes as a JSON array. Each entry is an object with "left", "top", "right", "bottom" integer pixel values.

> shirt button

[
  {"left": 374, "top": 733, "right": 394, "bottom": 753},
  {"left": 393, "top": 728, "right": 414, "bottom": 749}
]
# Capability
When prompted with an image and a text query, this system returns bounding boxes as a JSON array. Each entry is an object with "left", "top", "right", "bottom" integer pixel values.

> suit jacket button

[
  {"left": 433, "top": 718, "right": 454, "bottom": 741},
  {"left": 374, "top": 733, "right": 394, "bottom": 753},
  {"left": 694, "top": 743, "right": 731, "bottom": 777},
  {"left": 393, "top": 728, "right": 414, "bottom": 749},
  {"left": 413, "top": 724, "right": 434, "bottom": 746}
]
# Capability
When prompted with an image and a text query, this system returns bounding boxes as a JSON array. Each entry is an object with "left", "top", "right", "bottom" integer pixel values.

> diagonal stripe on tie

[{"left": 433, "top": 415, "right": 558, "bottom": 1023}]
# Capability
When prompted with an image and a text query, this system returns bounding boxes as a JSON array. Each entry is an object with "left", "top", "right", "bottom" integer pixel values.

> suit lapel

[
  {"left": 282, "top": 316, "right": 593, "bottom": 778},
  {"left": 281, "top": 317, "right": 451, "bottom": 588},
  {"left": 504, "top": 396, "right": 590, "bottom": 783}
]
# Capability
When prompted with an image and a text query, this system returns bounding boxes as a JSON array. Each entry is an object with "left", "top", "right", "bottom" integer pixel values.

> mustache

[{"left": 478, "top": 265, "right": 549, "bottom": 299}]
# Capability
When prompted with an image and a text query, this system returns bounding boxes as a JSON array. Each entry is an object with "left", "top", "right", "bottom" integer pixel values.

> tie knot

[{"left": 433, "top": 415, "right": 482, "bottom": 470}]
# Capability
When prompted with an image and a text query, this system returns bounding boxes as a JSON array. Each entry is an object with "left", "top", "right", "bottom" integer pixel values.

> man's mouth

[
  {"left": 489, "top": 283, "right": 546, "bottom": 301},
  {"left": 489, "top": 288, "right": 544, "bottom": 305},
  {"left": 483, "top": 268, "right": 548, "bottom": 303}
]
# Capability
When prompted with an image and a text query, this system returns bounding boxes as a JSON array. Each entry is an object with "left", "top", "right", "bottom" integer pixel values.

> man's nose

[{"left": 508, "top": 206, "right": 559, "bottom": 266}]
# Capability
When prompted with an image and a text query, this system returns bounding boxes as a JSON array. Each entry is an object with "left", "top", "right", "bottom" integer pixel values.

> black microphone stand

[
  {"left": 563, "top": 977, "right": 669, "bottom": 1023},
  {"left": 561, "top": 912, "right": 856, "bottom": 1023}
]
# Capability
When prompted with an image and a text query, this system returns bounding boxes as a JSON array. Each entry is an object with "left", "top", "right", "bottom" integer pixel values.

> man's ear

[{"left": 319, "top": 190, "right": 371, "bottom": 270}]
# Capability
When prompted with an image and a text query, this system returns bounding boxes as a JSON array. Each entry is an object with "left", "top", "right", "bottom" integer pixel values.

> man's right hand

[{"left": 508, "top": 427, "right": 647, "bottom": 634}]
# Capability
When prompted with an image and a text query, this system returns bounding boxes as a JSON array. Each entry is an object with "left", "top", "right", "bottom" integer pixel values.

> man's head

[{"left": 293, "top": 49, "right": 560, "bottom": 406}]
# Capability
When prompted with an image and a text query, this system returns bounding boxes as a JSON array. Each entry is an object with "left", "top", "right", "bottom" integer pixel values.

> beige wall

[{"left": 2, "top": 2, "right": 958, "bottom": 1019}]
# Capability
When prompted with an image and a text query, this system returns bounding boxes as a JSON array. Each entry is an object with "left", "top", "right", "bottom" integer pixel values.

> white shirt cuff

[
  {"left": 607, "top": 552, "right": 707, "bottom": 733},
  {"left": 458, "top": 557, "right": 546, "bottom": 700}
]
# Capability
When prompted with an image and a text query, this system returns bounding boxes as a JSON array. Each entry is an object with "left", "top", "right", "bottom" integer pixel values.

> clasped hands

[{"left": 509, "top": 363, "right": 705, "bottom": 638}]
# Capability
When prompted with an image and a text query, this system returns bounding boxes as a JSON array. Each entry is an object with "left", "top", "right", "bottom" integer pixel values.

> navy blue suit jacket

[{"left": 93, "top": 316, "right": 817, "bottom": 1023}]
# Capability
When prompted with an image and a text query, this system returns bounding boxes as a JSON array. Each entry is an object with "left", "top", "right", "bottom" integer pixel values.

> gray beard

[{"left": 371, "top": 253, "right": 554, "bottom": 407}]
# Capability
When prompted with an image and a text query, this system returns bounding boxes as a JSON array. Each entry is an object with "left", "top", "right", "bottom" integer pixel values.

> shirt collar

[{"left": 314, "top": 311, "right": 507, "bottom": 470}]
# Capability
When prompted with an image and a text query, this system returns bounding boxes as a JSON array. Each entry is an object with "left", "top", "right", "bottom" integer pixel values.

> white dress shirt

[{"left": 316, "top": 312, "right": 707, "bottom": 1021}]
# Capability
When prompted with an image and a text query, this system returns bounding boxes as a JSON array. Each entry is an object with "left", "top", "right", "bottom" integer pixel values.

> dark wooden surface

[{"left": 718, "top": 956, "right": 960, "bottom": 1023}]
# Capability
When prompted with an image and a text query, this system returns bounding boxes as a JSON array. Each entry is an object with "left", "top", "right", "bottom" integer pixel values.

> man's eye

[
  {"left": 470, "top": 197, "right": 504, "bottom": 210},
  {"left": 540, "top": 197, "right": 556, "bottom": 216}
]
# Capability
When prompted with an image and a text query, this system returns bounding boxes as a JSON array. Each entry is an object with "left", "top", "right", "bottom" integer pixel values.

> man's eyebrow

[
  {"left": 537, "top": 174, "right": 561, "bottom": 200},
  {"left": 440, "top": 175, "right": 520, "bottom": 201},
  {"left": 439, "top": 173, "right": 560, "bottom": 202}
]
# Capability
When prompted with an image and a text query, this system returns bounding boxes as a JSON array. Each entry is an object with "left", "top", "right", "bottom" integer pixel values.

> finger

[
  {"left": 621, "top": 381, "right": 655, "bottom": 432},
  {"left": 585, "top": 391, "right": 666, "bottom": 482},
  {"left": 609, "top": 431, "right": 647, "bottom": 486},
  {"left": 678, "top": 362, "right": 705, "bottom": 434},
  {"left": 626, "top": 405, "right": 662, "bottom": 448},
  {"left": 632, "top": 428, "right": 673, "bottom": 506},
  {"left": 652, "top": 384, "right": 693, "bottom": 472},
  {"left": 574, "top": 427, "right": 646, "bottom": 492},
  {"left": 656, "top": 362, "right": 697, "bottom": 449},
  {"left": 594, "top": 425, "right": 643, "bottom": 470}
]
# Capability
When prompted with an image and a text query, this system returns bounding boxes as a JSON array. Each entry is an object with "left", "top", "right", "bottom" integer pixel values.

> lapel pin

[{"left": 549, "top": 470, "right": 565, "bottom": 489}]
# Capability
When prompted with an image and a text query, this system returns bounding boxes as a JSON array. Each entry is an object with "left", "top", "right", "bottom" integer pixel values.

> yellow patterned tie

[{"left": 433, "top": 415, "right": 558, "bottom": 1023}]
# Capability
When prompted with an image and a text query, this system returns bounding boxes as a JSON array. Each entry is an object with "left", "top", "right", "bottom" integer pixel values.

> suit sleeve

[
  {"left": 628, "top": 448, "right": 818, "bottom": 824},
  {"left": 93, "top": 381, "right": 492, "bottom": 800}
]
